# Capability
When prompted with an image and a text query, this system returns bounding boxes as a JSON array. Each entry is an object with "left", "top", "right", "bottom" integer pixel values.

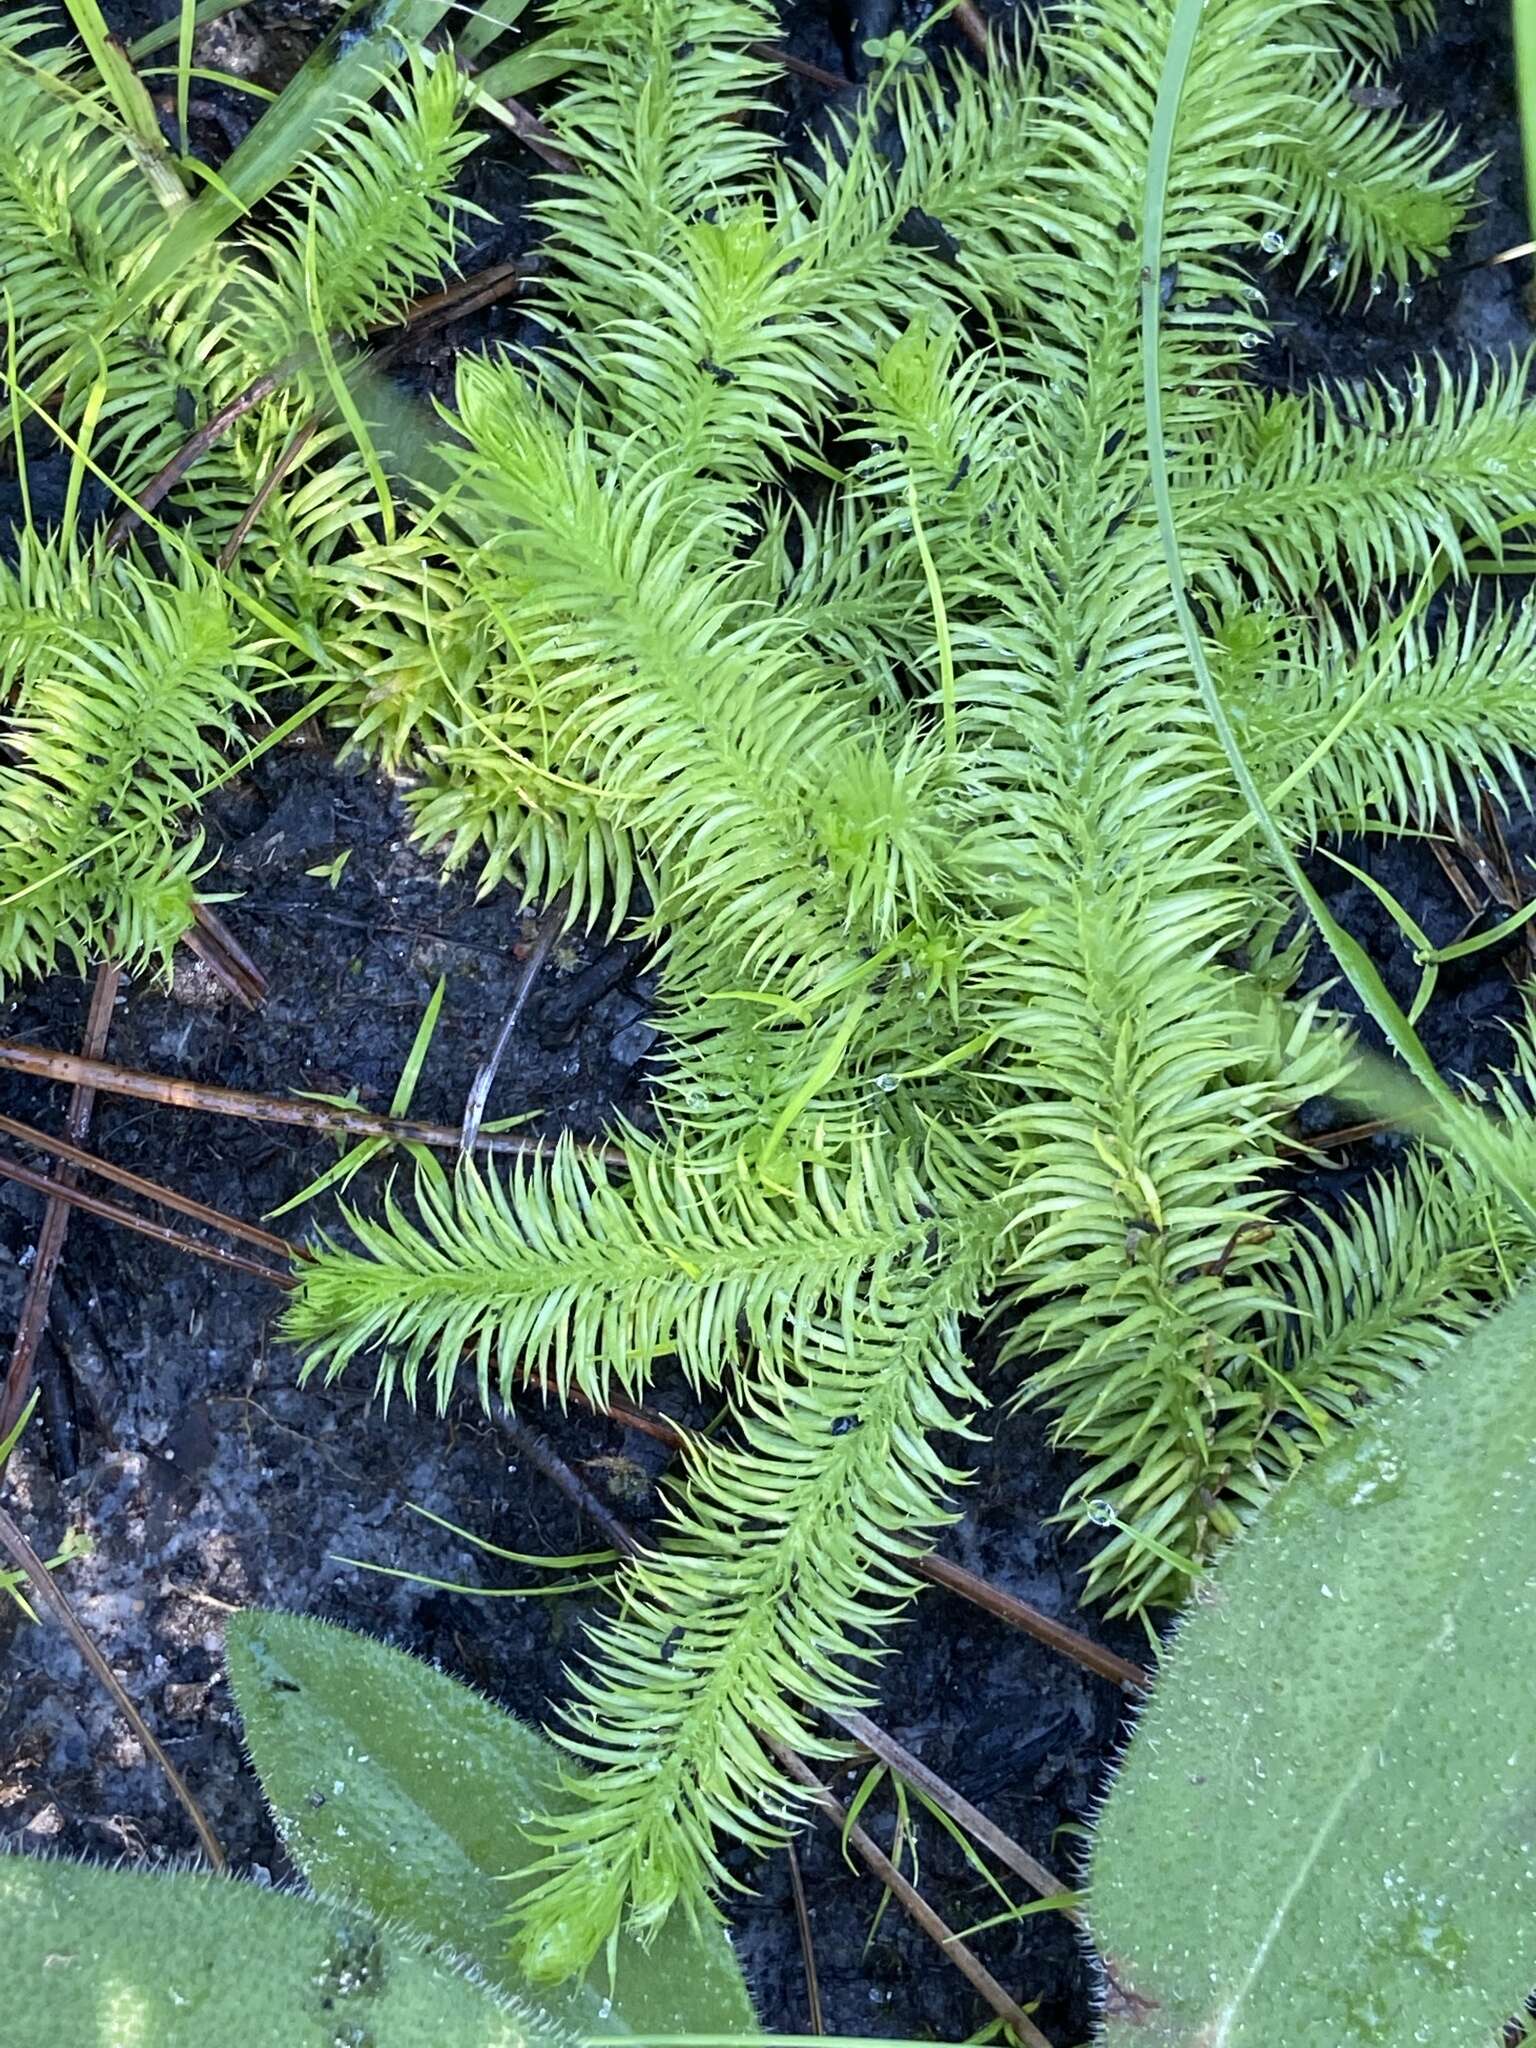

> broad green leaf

[
  {"left": 226, "top": 1610, "right": 760, "bottom": 2037},
  {"left": 6, "top": 1853, "right": 560, "bottom": 2045},
  {"left": 1090, "top": 1284, "right": 1536, "bottom": 2046}
]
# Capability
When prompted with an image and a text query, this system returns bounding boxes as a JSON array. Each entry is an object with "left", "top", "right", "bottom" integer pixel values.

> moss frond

[
  {"left": 245, "top": 50, "right": 485, "bottom": 360},
  {"left": 1178, "top": 360, "right": 1536, "bottom": 605},
  {"left": 1262, "top": 68, "right": 1478, "bottom": 297},
  {"left": 0, "top": 10, "right": 486, "bottom": 976},
  {"left": 273, "top": 0, "right": 1536, "bottom": 1963},
  {"left": 287, "top": 1134, "right": 971, "bottom": 1409},
  {"left": 1235, "top": 599, "right": 1536, "bottom": 841},
  {"left": 516, "top": 1287, "right": 989, "bottom": 1974},
  {"left": 0, "top": 538, "right": 259, "bottom": 984}
]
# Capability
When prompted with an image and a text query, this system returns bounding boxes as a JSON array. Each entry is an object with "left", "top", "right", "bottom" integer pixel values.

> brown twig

[
  {"left": 106, "top": 243, "right": 524, "bottom": 565},
  {"left": 377, "top": 259, "right": 524, "bottom": 351},
  {"left": 916, "top": 1552, "right": 1150, "bottom": 1692},
  {"left": 1477, "top": 238, "right": 1536, "bottom": 272},
  {"left": 747, "top": 40, "right": 851, "bottom": 90},
  {"left": 952, "top": 0, "right": 991, "bottom": 57},
  {"left": 1299, "top": 1116, "right": 1399, "bottom": 1154},
  {"left": 0, "top": 1041, "right": 626, "bottom": 1168},
  {"left": 483, "top": 1379, "right": 1151, "bottom": 1697},
  {"left": 1429, "top": 837, "right": 1485, "bottom": 924},
  {"left": 0, "top": 965, "right": 120, "bottom": 1464},
  {"left": 1453, "top": 821, "right": 1513, "bottom": 909},
  {"left": 0, "top": 1503, "right": 226, "bottom": 1871},
  {"left": 214, "top": 258, "right": 525, "bottom": 573},
  {"left": 767, "top": 1737, "right": 1055, "bottom": 2048},
  {"left": 519, "top": 1371, "right": 685, "bottom": 1450},
  {"left": 0, "top": 1152, "right": 293, "bottom": 1290},
  {"left": 397, "top": 258, "right": 524, "bottom": 329},
  {"left": 786, "top": 1840, "right": 825, "bottom": 2035},
  {"left": 462, "top": 888, "right": 572, "bottom": 1156},
  {"left": 497, "top": 94, "right": 577, "bottom": 172},
  {"left": 1477, "top": 792, "right": 1524, "bottom": 908},
  {"left": 106, "top": 370, "right": 282, "bottom": 549},
  {"left": 1475, "top": 793, "right": 1536, "bottom": 978},
  {"left": 833, "top": 1706, "right": 1078, "bottom": 1915},
  {"left": 184, "top": 902, "right": 268, "bottom": 1011},
  {"left": 497, "top": 1403, "right": 643, "bottom": 1558},
  {"left": 0, "top": 1113, "right": 295, "bottom": 1263}
]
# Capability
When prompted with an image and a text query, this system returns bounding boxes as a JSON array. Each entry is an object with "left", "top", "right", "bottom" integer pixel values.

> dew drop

[
  {"left": 1087, "top": 1497, "right": 1118, "bottom": 1527},
  {"left": 1323, "top": 1443, "right": 1407, "bottom": 1511},
  {"left": 1259, "top": 228, "right": 1286, "bottom": 256}
]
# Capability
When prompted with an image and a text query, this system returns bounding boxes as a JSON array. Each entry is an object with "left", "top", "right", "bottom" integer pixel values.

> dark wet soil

[{"left": 1, "top": 2, "right": 1532, "bottom": 2044}]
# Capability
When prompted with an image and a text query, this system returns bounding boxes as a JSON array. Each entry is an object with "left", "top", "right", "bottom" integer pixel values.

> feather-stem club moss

[{"left": 8, "top": 0, "right": 1536, "bottom": 1981}]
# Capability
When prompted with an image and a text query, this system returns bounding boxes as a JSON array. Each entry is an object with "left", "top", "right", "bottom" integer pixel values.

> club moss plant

[
  {"left": 0, "top": 5, "right": 480, "bottom": 978},
  {"left": 7, "top": 0, "right": 1536, "bottom": 1989},
  {"left": 281, "top": 0, "right": 1536, "bottom": 1975}
]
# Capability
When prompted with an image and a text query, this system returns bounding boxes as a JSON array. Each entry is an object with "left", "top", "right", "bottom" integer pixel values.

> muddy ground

[{"left": 1, "top": 1, "right": 1532, "bottom": 2043}]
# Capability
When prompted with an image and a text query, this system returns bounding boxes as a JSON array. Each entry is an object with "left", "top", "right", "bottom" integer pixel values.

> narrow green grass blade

[
  {"left": 406, "top": 1500, "right": 614, "bottom": 1566},
  {"left": 475, "top": 42, "right": 575, "bottom": 100},
  {"left": 1425, "top": 892, "right": 1536, "bottom": 965},
  {"left": 264, "top": 1135, "right": 388, "bottom": 1219},
  {"left": 456, "top": 0, "right": 532, "bottom": 62},
  {"left": 139, "top": 63, "right": 277, "bottom": 101},
  {"left": 267, "top": 980, "right": 447, "bottom": 1217},
  {"left": 175, "top": 0, "right": 197, "bottom": 153},
  {"left": 391, "top": 975, "right": 447, "bottom": 1116},
  {"left": 327, "top": 1553, "right": 608, "bottom": 1595},
  {"left": 1517, "top": 0, "right": 1536, "bottom": 234},
  {"left": 60, "top": 0, "right": 189, "bottom": 206},
  {"left": 62, "top": 0, "right": 167, "bottom": 149}
]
